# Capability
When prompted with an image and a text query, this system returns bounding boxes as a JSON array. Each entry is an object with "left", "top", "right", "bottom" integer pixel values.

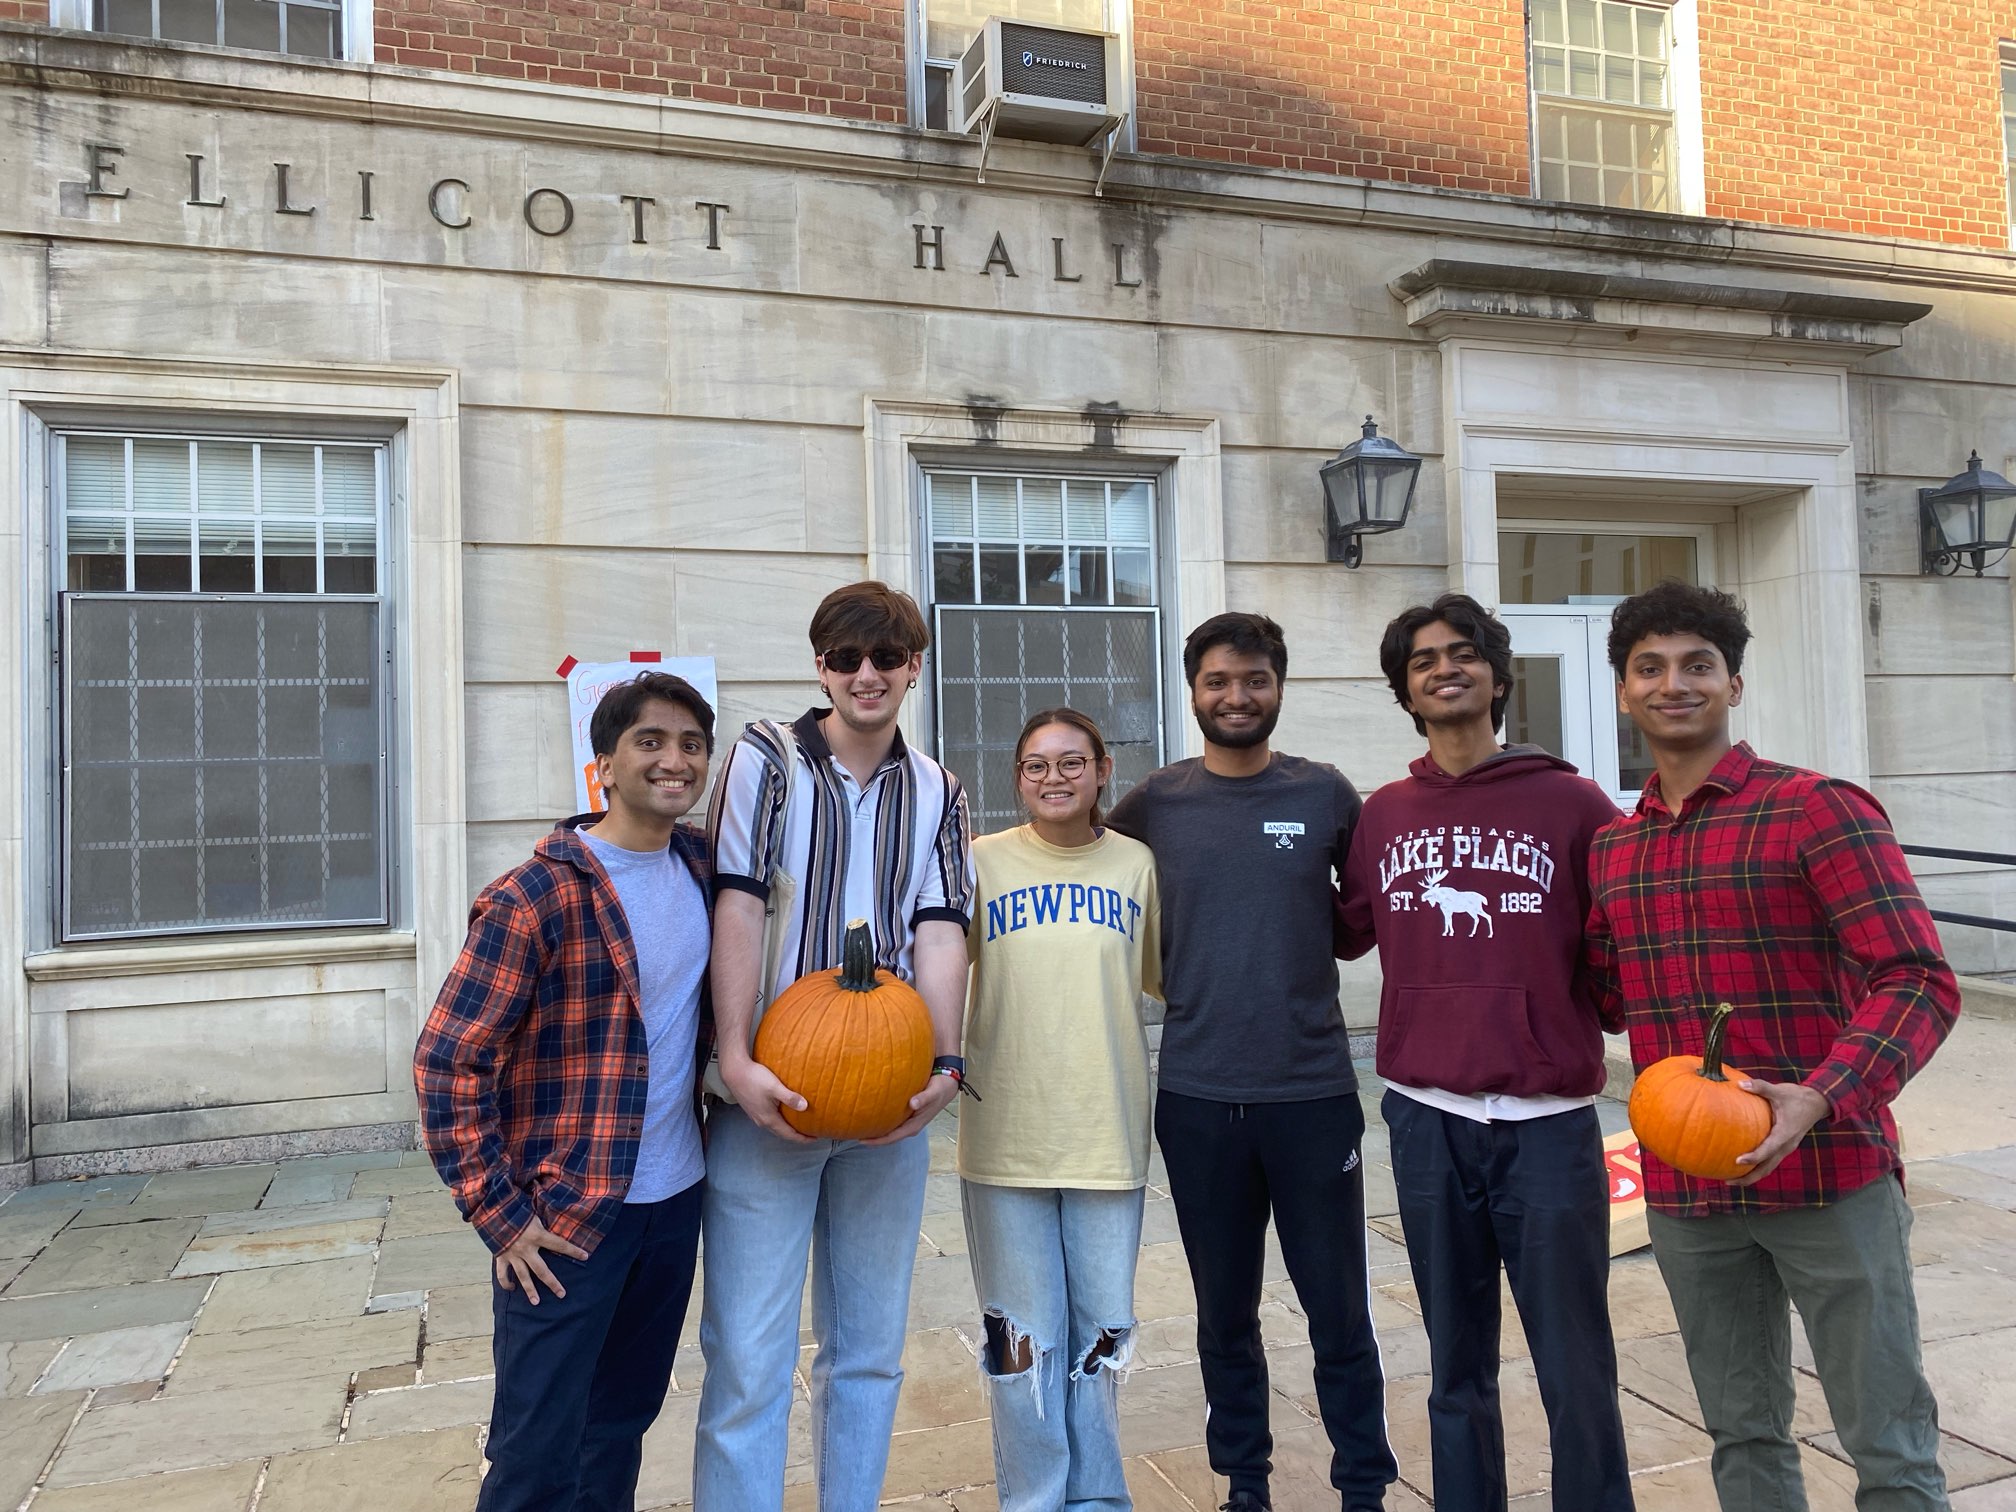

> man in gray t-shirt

[
  {"left": 1108, "top": 613, "right": 1395, "bottom": 1512},
  {"left": 417, "top": 672, "right": 716, "bottom": 1512}
]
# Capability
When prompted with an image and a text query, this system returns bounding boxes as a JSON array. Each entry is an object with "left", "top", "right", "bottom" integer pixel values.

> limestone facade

[{"left": 0, "top": 26, "right": 2011, "bottom": 1175}]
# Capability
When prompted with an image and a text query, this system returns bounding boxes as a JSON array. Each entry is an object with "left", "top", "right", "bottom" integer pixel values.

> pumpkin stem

[
  {"left": 1699, "top": 1002, "right": 1738, "bottom": 1083},
  {"left": 838, "top": 919, "right": 877, "bottom": 992}
]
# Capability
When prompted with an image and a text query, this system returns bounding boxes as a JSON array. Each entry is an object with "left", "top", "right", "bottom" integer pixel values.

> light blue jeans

[
  {"left": 694, "top": 1104, "right": 932, "bottom": 1512},
  {"left": 962, "top": 1181, "right": 1146, "bottom": 1512}
]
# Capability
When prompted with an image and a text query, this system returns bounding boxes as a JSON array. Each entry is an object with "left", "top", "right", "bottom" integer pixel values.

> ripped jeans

[{"left": 961, "top": 1181, "right": 1145, "bottom": 1512}]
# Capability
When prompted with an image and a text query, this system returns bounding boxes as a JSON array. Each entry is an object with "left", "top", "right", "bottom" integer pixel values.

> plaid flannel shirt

[
  {"left": 1585, "top": 743, "right": 1958, "bottom": 1217},
  {"left": 414, "top": 816, "right": 713, "bottom": 1255}
]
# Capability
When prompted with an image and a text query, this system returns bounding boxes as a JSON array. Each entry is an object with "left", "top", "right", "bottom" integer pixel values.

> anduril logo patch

[{"left": 1263, "top": 821, "right": 1306, "bottom": 850}]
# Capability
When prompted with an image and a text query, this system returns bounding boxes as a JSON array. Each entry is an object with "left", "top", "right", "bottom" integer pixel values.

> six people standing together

[{"left": 417, "top": 576, "right": 1959, "bottom": 1512}]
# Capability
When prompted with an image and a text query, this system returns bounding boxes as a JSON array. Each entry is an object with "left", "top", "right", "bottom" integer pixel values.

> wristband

[{"left": 930, "top": 1059, "right": 981, "bottom": 1102}]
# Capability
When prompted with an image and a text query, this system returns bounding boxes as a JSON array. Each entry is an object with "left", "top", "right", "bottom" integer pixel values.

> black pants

[
  {"left": 1381, "top": 1093, "right": 1633, "bottom": 1512},
  {"left": 1154, "top": 1089, "right": 1396, "bottom": 1509},
  {"left": 480, "top": 1182, "right": 703, "bottom": 1512}
]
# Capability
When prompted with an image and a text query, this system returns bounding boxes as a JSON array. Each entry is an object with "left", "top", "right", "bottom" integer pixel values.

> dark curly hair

[
  {"left": 1378, "top": 593, "right": 1514, "bottom": 736},
  {"left": 1606, "top": 581, "right": 1751, "bottom": 678}
]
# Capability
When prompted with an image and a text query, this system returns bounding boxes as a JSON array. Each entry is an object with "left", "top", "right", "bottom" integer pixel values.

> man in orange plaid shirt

[{"left": 416, "top": 671, "right": 716, "bottom": 1512}]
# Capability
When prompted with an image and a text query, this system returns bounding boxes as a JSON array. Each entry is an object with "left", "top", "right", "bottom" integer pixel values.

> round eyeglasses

[{"left": 1017, "top": 755, "right": 1091, "bottom": 781}]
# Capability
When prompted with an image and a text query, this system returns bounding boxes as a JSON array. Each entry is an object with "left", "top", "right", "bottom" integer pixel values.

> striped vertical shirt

[
  {"left": 710, "top": 708, "right": 975, "bottom": 1001},
  {"left": 1585, "top": 743, "right": 1959, "bottom": 1217}
]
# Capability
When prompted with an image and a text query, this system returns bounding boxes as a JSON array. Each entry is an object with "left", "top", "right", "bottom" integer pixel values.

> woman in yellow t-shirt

[{"left": 960, "top": 707, "right": 1162, "bottom": 1512}]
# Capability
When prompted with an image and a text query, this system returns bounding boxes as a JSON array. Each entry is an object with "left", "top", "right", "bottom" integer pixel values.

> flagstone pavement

[{"left": 5, "top": 1018, "right": 2016, "bottom": 1510}]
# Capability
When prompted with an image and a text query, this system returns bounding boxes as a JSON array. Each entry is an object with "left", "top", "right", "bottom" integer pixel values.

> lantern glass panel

[
  {"left": 1931, "top": 494, "right": 1977, "bottom": 550},
  {"left": 1983, "top": 489, "right": 2016, "bottom": 550},
  {"left": 1320, "top": 463, "right": 1363, "bottom": 533},
  {"left": 1360, "top": 458, "right": 1416, "bottom": 528}
]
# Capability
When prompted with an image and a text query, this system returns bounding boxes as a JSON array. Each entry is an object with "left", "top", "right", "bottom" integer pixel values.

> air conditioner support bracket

[
  {"left": 973, "top": 102, "right": 1000, "bottom": 185},
  {"left": 1093, "top": 116, "right": 1129, "bottom": 197}
]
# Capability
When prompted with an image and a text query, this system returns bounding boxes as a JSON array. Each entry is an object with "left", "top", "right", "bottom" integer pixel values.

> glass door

[
  {"left": 1497, "top": 523, "right": 1714, "bottom": 808},
  {"left": 1499, "top": 609, "right": 1597, "bottom": 782}
]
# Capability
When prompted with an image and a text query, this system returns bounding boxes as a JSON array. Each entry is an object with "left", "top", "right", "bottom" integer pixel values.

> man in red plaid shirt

[
  {"left": 416, "top": 671, "right": 716, "bottom": 1512},
  {"left": 1586, "top": 582, "right": 1959, "bottom": 1512}
]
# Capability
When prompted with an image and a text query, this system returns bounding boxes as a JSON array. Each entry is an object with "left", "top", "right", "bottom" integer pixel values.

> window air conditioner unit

[{"left": 956, "top": 17, "right": 1129, "bottom": 193}]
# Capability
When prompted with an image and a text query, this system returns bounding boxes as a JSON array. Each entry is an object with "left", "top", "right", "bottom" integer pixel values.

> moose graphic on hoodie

[{"left": 1336, "top": 746, "right": 1623, "bottom": 1099}]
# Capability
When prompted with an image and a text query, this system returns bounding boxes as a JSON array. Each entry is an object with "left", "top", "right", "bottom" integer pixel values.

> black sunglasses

[{"left": 821, "top": 645, "right": 912, "bottom": 674}]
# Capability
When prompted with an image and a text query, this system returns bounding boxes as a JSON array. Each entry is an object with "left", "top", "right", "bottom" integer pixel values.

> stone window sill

[{"left": 23, "top": 930, "right": 418, "bottom": 982}]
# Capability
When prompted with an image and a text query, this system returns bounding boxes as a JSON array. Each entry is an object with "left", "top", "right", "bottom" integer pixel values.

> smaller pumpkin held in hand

[
  {"left": 753, "top": 918, "right": 935, "bottom": 1141},
  {"left": 1628, "top": 1002, "right": 1774, "bottom": 1181}
]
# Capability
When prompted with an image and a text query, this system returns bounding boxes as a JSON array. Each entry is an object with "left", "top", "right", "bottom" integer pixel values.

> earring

[{"left": 908, "top": 679, "right": 918, "bottom": 689}]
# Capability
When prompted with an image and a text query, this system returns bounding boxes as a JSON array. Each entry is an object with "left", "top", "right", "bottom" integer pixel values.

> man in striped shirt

[
  {"left": 1586, "top": 582, "right": 1958, "bottom": 1512},
  {"left": 695, "top": 582, "right": 976, "bottom": 1512}
]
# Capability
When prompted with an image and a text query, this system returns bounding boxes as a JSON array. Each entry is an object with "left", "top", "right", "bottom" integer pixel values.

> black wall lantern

[
  {"left": 1320, "top": 415, "right": 1422, "bottom": 567},
  {"left": 1920, "top": 451, "right": 2016, "bottom": 576}
]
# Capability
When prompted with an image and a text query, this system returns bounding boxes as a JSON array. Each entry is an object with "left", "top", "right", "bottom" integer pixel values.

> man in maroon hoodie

[{"left": 1337, "top": 593, "right": 1633, "bottom": 1512}]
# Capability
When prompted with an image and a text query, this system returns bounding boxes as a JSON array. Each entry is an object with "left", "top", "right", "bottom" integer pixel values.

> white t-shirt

[{"left": 578, "top": 827, "right": 708, "bottom": 1202}]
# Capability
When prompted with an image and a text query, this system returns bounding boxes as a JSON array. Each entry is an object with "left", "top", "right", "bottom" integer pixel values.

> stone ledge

[
  {"left": 1391, "top": 259, "right": 1932, "bottom": 359},
  {"left": 1392, "top": 260, "right": 1935, "bottom": 327},
  {"left": 30, "top": 1120, "right": 415, "bottom": 1182},
  {"left": 24, "top": 930, "right": 419, "bottom": 983}
]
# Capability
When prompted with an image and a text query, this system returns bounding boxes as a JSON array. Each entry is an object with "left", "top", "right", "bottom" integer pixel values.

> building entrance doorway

[{"left": 1497, "top": 524, "right": 1713, "bottom": 808}]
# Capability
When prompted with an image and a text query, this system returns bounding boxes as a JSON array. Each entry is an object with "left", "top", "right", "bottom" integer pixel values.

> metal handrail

[{"left": 1902, "top": 845, "right": 2016, "bottom": 935}]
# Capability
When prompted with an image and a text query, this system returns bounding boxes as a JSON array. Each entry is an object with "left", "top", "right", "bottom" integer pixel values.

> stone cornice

[
  {"left": 6, "top": 22, "right": 2016, "bottom": 298},
  {"left": 1391, "top": 259, "right": 1934, "bottom": 360}
]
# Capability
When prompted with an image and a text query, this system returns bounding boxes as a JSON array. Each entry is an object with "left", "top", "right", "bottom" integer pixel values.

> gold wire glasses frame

[{"left": 1016, "top": 755, "right": 1092, "bottom": 781}]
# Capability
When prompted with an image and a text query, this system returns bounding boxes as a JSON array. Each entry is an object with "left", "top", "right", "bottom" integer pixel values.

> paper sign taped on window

[{"left": 563, "top": 656, "right": 721, "bottom": 815}]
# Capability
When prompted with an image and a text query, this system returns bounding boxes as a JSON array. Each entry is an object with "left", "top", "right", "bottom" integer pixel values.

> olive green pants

[{"left": 1647, "top": 1174, "right": 1947, "bottom": 1512}]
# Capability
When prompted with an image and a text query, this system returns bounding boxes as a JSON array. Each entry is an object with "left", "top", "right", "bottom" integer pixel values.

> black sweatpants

[
  {"left": 1381, "top": 1092, "right": 1632, "bottom": 1512},
  {"left": 1154, "top": 1089, "right": 1397, "bottom": 1510}
]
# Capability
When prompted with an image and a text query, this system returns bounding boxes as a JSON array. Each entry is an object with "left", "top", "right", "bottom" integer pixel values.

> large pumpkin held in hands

[
  {"left": 753, "top": 918, "right": 935, "bottom": 1141},
  {"left": 1628, "top": 1001, "right": 1774, "bottom": 1181}
]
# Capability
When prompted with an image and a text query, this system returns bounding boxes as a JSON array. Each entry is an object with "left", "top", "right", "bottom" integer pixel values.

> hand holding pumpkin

[
  {"left": 1627, "top": 1002, "right": 1773, "bottom": 1181},
  {"left": 719, "top": 1054, "right": 815, "bottom": 1143},
  {"left": 751, "top": 920, "right": 936, "bottom": 1142},
  {"left": 1727, "top": 1078, "right": 1831, "bottom": 1187},
  {"left": 861, "top": 1069, "right": 961, "bottom": 1148}
]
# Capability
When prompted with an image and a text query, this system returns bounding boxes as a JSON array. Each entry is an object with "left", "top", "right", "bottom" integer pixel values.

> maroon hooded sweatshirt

[{"left": 1337, "top": 746, "right": 1622, "bottom": 1099}]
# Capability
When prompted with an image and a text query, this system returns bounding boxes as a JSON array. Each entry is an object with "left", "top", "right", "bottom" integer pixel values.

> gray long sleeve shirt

[{"left": 1107, "top": 752, "right": 1362, "bottom": 1103}]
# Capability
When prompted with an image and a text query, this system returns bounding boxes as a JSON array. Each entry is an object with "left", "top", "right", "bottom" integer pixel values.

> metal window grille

[
  {"left": 57, "top": 432, "right": 389, "bottom": 940},
  {"left": 926, "top": 469, "right": 1163, "bottom": 834},
  {"left": 1530, "top": 0, "right": 1675, "bottom": 212},
  {"left": 94, "top": 0, "right": 344, "bottom": 59}
]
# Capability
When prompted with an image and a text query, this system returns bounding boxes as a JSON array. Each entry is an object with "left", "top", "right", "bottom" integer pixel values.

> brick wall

[
  {"left": 1131, "top": 0, "right": 1531, "bottom": 192},
  {"left": 12, "top": 0, "right": 2014, "bottom": 247},
  {"left": 372, "top": 0, "right": 909, "bottom": 119},
  {"left": 1697, "top": 0, "right": 2010, "bottom": 246}
]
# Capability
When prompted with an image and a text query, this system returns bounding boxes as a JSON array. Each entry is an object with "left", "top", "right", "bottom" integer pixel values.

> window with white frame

[
  {"left": 57, "top": 431, "right": 390, "bottom": 940},
  {"left": 915, "top": 0, "right": 1120, "bottom": 130},
  {"left": 1529, "top": 0, "right": 1675, "bottom": 212},
  {"left": 926, "top": 468, "right": 1164, "bottom": 834},
  {"left": 2002, "top": 59, "right": 2016, "bottom": 236},
  {"left": 88, "top": 0, "right": 354, "bottom": 59}
]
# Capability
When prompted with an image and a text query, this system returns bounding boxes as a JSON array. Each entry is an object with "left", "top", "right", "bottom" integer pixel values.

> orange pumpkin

[
  {"left": 753, "top": 918, "right": 935, "bottom": 1140},
  {"left": 1627, "top": 1002, "right": 1773, "bottom": 1181}
]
